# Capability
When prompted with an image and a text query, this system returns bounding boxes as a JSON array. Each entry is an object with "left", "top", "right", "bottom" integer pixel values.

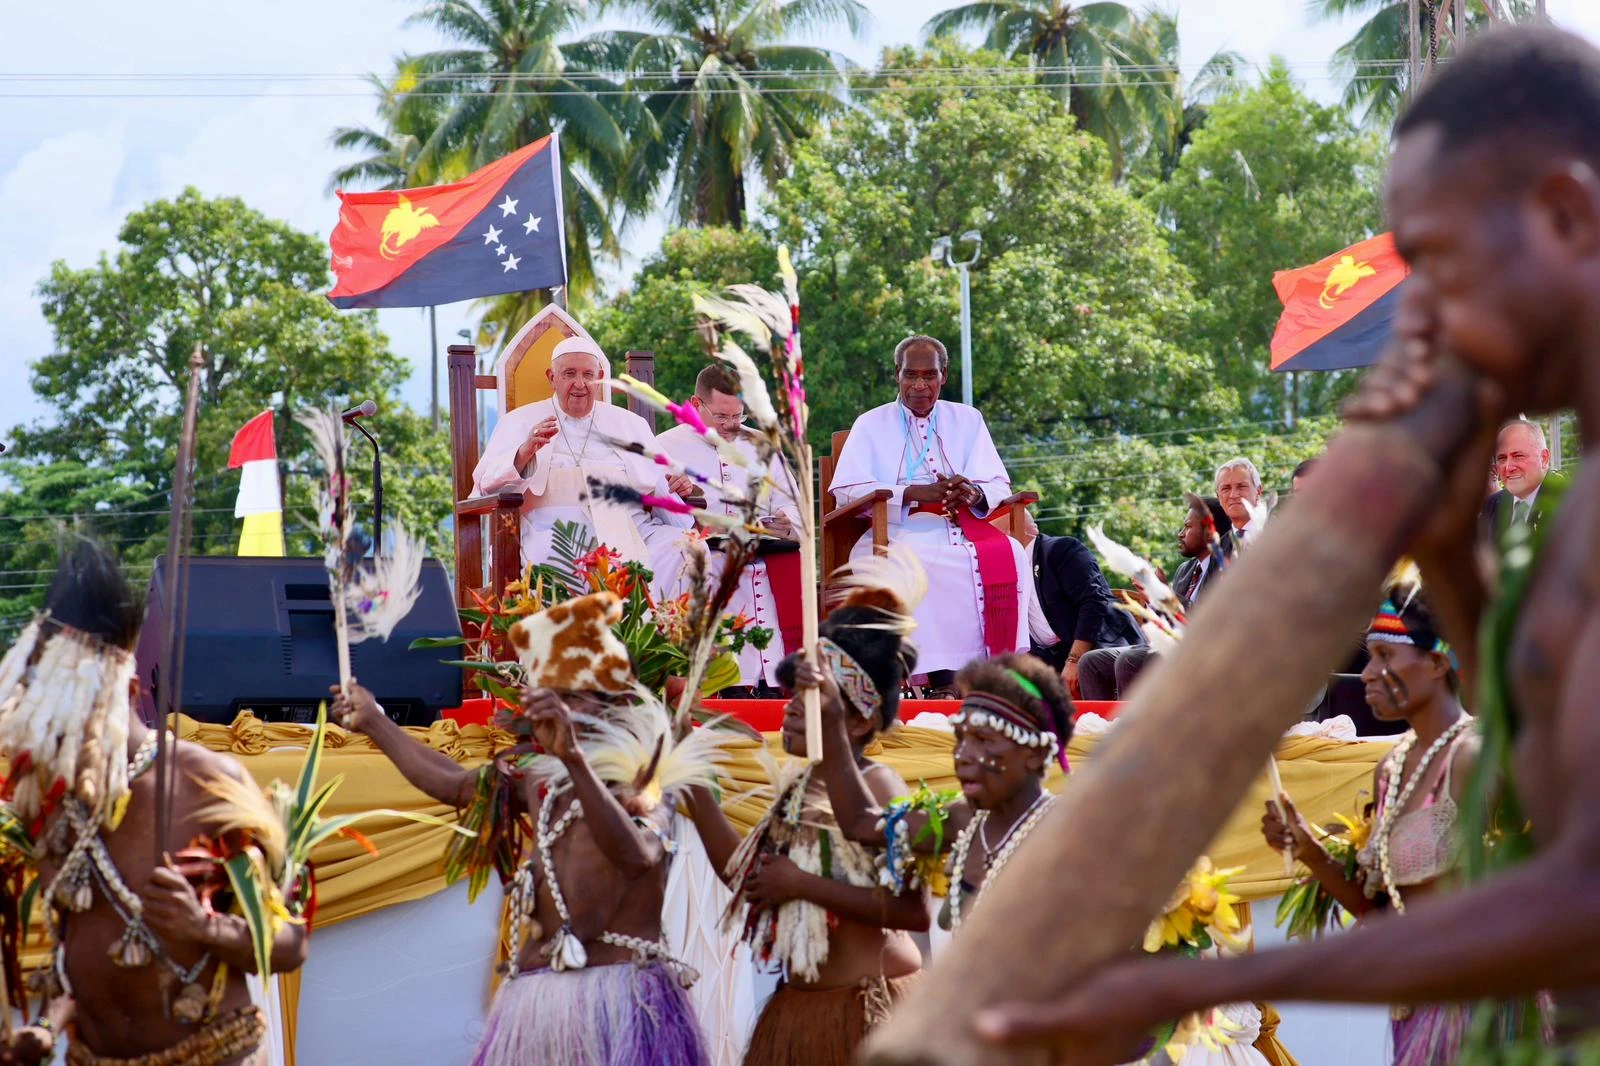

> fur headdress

[{"left": 507, "top": 590, "right": 635, "bottom": 694}]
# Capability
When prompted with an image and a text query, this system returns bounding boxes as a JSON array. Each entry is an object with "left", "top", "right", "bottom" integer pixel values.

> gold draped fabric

[{"left": 21, "top": 714, "right": 1384, "bottom": 1060}]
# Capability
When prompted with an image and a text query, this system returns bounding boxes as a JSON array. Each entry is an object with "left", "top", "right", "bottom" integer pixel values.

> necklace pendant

[
  {"left": 109, "top": 927, "right": 151, "bottom": 968},
  {"left": 172, "top": 980, "right": 209, "bottom": 1025}
]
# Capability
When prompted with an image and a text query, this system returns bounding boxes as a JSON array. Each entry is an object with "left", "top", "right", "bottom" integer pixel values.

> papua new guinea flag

[
  {"left": 1269, "top": 232, "right": 1408, "bottom": 373},
  {"left": 327, "top": 134, "right": 567, "bottom": 309}
]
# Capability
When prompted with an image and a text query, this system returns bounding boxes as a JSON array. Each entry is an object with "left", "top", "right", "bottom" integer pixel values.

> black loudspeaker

[{"left": 134, "top": 556, "right": 463, "bottom": 727}]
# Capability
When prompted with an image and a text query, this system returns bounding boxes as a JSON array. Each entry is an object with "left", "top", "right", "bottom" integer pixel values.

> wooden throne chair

[
  {"left": 448, "top": 303, "right": 657, "bottom": 610},
  {"left": 819, "top": 429, "right": 1040, "bottom": 618}
]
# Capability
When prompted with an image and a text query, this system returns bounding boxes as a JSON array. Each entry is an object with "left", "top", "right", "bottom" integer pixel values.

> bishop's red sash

[
  {"left": 762, "top": 551, "right": 806, "bottom": 658},
  {"left": 955, "top": 510, "right": 1021, "bottom": 658}
]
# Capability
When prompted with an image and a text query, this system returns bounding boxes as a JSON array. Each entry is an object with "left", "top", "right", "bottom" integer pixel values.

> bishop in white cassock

[
  {"left": 656, "top": 366, "right": 804, "bottom": 688},
  {"left": 472, "top": 336, "right": 693, "bottom": 593},
  {"left": 828, "top": 336, "right": 1030, "bottom": 678}
]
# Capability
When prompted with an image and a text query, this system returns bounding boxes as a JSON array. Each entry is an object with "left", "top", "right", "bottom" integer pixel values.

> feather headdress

[
  {"left": 1086, "top": 524, "right": 1185, "bottom": 623},
  {"left": 525, "top": 696, "right": 733, "bottom": 815},
  {"left": 825, "top": 546, "right": 927, "bottom": 636},
  {"left": 296, "top": 407, "right": 425, "bottom": 684},
  {"left": 0, "top": 617, "right": 134, "bottom": 833}
]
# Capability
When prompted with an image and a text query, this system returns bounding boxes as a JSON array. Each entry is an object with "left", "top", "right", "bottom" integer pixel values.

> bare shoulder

[
  {"left": 174, "top": 740, "right": 253, "bottom": 788},
  {"left": 1448, "top": 730, "right": 1482, "bottom": 804},
  {"left": 861, "top": 760, "right": 910, "bottom": 805}
]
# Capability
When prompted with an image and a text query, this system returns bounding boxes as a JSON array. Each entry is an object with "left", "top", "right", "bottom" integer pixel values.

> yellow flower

[
  {"left": 1164, "top": 1008, "right": 1243, "bottom": 1061},
  {"left": 1144, "top": 857, "right": 1249, "bottom": 954},
  {"left": 1332, "top": 809, "right": 1373, "bottom": 852}
]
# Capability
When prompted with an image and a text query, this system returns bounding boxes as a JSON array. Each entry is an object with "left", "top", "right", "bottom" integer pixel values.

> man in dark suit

[
  {"left": 1020, "top": 512, "right": 1143, "bottom": 697},
  {"left": 1077, "top": 495, "right": 1231, "bottom": 701},
  {"left": 1482, "top": 418, "right": 1561, "bottom": 536}
]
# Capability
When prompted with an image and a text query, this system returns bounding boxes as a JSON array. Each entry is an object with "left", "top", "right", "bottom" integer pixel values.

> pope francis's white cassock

[
  {"left": 829, "top": 398, "right": 1029, "bottom": 675},
  {"left": 656, "top": 422, "right": 803, "bottom": 687},
  {"left": 472, "top": 337, "right": 691, "bottom": 591}
]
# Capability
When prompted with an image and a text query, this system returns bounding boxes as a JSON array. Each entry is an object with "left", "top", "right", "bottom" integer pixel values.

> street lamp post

[{"left": 932, "top": 231, "right": 983, "bottom": 407}]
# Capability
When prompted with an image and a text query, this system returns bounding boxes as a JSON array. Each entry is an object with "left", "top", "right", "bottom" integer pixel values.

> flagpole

[{"left": 429, "top": 305, "right": 440, "bottom": 430}]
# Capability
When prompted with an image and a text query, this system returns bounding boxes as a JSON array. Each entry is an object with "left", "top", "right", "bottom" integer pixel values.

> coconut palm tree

[
  {"left": 327, "top": 69, "right": 463, "bottom": 194},
  {"left": 1310, "top": 0, "right": 1534, "bottom": 128},
  {"left": 396, "top": 0, "right": 648, "bottom": 307},
  {"left": 1136, "top": 8, "right": 1245, "bottom": 180},
  {"left": 595, "top": 0, "right": 869, "bottom": 229},
  {"left": 921, "top": 1, "right": 1171, "bottom": 176}
]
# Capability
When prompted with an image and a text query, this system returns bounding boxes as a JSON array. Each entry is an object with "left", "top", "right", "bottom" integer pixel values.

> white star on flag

[
  {"left": 495, "top": 244, "right": 507, "bottom": 257},
  {"left": 498, "top": 195, "right": 519, "bottom": 217},
  {"left": 502, "top": 253, "right": 521, "bottom": 272},
  {"left": 482, "top": 224, "right": 502, "bottom": 245},
  {"left": 523, "top": 214, "right": 542, "bottom": 235}
]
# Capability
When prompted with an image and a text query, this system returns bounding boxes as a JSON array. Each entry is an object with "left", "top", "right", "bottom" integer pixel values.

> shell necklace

[
  {"left": 949, "top": 792, "right": 1056, "bottom": 931},
  {"left": 1374, "top": 717, "right": 1470, "bottom": 914}
]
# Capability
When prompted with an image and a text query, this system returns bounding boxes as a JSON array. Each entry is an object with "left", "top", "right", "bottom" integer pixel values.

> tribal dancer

[
  {"left": 811, "top": 652, "right": 1070, "bottom": 935},
  {"left": 682, "top": 557, "right": 931, "bottom": 1066},
  {"left": 0, "top": 541, "right": 309, "bottom": 1066},
  {"left": 977, "top": 26, "right": 1600, "bottom": 1062},
  {"left": 333, "top": 589, "right": 717, "bottom": 1066},
  {"left": 1264, "top": 582, "right": 1495, "bottom": 1065}
]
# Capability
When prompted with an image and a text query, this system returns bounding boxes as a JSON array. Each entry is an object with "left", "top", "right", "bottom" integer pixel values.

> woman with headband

[
  {"left": 814, "top": 652, "right": 1073, "bottom": 934},
  {"left": 1262, "top": 580, "right": 1485, "bottom": 1064}
]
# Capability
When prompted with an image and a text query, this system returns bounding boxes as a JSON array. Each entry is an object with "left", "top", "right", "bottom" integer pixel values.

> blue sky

[{"left": 3, "top": 0, "right": 1597, "bottom": 441}]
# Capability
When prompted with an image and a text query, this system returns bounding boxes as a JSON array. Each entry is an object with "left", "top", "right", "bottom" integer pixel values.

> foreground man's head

[{"left": 1388, "top": 26, "right": 1600, "bottom": 415}]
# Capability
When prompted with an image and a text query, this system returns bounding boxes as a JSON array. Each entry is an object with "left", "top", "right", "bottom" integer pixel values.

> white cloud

[{"left": 0, "top": 126, "right": 131, "bottom": 439}]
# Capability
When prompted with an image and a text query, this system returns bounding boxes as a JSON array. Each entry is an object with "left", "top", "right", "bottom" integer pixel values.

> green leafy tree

[
  {"left": 597, "top": 0, "right": 867, "bottom": 229},
  {"left": 1155, "top": 62, "right": 1386, "bottom": 422},
  {"left": 2, "top": 190, "right": 450, "bottom": 631},
  {"left": 1309, "top": 0, "right": 1534, "bottom": 128},
  {"left": 767, "top": 45, "right": 1232, "bottom": 451},
  {"left": 590, "top": 227, "right": 780, "bottom": 403},
  {"left": 921, "top": 0, "right": 1170, "bottom": 177}
]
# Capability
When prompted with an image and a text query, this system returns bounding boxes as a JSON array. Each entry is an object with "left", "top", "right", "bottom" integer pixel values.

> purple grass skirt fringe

[
  {"left": 471, "top": 963, "right": 711, "bottom": 1066},
  {"left": 1392, "top": 1004, "right": 1471, "bottom": 1066}
]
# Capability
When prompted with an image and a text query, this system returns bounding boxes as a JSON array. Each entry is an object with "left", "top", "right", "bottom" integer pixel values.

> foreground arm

[
  {"left": 807, "top": 660, "right": 896, "bottom": 846},
  {"left": 142, "top": 865, "right": 310, "bottom": 975},
  {"left": 683, "top": 784, "right": 743, "bottom": 883},
  {"left": 979, "top": 610, "right": 1600, "bottom": 1046},
  {"left": 0, "top": 996, "right": 73, "bottom": 1066},
  {"left": 333, "top": 682, "right": 475, "bottom": 809},
  {"left": 747, "top": 855, "right": 932, "bottom": 933},
  {"left": 525, "top": 690, "right": 663, "bottom": 880}
]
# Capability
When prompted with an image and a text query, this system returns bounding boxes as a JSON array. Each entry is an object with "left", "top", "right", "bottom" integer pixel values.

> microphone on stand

[
  {"left": 342, "top": 401, "right": 384, "bottom": 558},
  {"left": 341, "top": 399, "right": 378, "bottom": 423}
]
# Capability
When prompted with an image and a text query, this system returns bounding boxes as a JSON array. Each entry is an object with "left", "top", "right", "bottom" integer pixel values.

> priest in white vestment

[
  {"left": 472, "top": 336, "right": 693, "bottom": 593},
  {"left": 828, "top": 335, "right": 1029, "bottom": 682},
  {"left": 656, "top": 366, "right": 804, "bottom": 689}
]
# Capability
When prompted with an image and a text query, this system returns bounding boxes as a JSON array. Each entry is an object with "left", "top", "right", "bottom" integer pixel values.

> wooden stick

[
  {"left": 863, "top": 364, "right": 1481, "bottom": 1066},
  {"left": 1266, "top": 754, "right": 1295, "bottom": 879},
  {"left": 797, "top": 440, "right": 823, "bottom": 762},
  {"left": 153, "top": 343, "right": 205, "bottom": 867}
]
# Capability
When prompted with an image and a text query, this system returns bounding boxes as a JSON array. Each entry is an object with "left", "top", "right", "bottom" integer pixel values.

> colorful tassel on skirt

[
  {"left": 742, "top": 975, "right": 917, "bottom": 1066},
  {"left": 472, "top": 963, "right": 710, "bottom": 1066}
]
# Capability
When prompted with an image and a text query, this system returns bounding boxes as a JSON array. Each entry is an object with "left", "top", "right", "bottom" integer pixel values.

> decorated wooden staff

[
  {"left": 863, "top": 363, "right": 1482, "bottom": 1066},
  {"left": 298, "top": 407, "right": 426, "bottom": 695},
  {"left": 153, "top": 342, "right": 205, "bottom": 866},
  {"left": 693, "top": 245, "right": 821, "bottom": 757}
]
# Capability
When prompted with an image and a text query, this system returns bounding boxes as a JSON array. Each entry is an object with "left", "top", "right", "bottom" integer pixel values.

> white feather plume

[
  {"left": 712, "top": 341, "right": 779, "bottom": 429},
  {"left": 826, "top": 545, "right": 928, "bottom": 634},
  {"left": 693, "top": 293, "right": 776, "bottom": 353},
  {"left": 527, "top": 694, "right": 734, "bottom": 812},
  {"left": 344, "top": 523, "right": 425, "bottom": 643},
  {"left": 1086, "top": 524, "right": 1184, "bottom": 618},
  {"left": 1240, "top": 494, "right": 1274, "bottom": 545}
]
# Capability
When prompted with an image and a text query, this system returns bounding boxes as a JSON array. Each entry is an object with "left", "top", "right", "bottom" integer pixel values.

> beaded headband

[
  {"left": 952, "top": 692, "right": 1068, "bottom": 772},
  {"left": 1368, "top": 599, "right": 1456, "bottom": 669},
  {"left": 817, "top": 637, "right": 881, "bottom": 720}
]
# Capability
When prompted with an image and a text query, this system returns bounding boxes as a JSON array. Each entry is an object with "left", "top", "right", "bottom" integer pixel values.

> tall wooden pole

[
  {"left": 1409, "top": 0, "right": 1422, "bottom": 97},
  {"left": 864, "top": 365, "right": 1482, "bottom": 1066}
]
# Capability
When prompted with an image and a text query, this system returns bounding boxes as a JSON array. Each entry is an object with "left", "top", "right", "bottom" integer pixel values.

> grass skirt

[
  {"left": 472, "top": 963, "right": 710, "bottom": 1066},
  {"left": 742, "top": 975, "right": 917, "bottom": 1066}
]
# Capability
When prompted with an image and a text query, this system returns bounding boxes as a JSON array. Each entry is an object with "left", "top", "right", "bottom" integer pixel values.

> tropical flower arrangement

[
  {"left": 1273, "top": 804, "right": 1372, "bottom": 941},
  {"left": 1141, "top": 857, "right": 1250, "bottom": 1062},
  {"left": 412, "top": 520, "right": 772, "bottom": 703}
]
